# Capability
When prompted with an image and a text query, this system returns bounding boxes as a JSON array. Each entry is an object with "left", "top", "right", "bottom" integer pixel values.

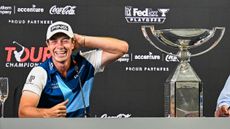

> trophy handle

[
  {"left": 141, "top": 25, "right": 176, "bottom": 56},
  {"left": 191, "top": 27, "right": 225, "bottom": 57}
]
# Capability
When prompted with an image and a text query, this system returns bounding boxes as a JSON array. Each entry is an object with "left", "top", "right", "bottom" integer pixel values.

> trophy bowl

[
  {"left": 153, "top": 28, "right": 215, "bottom": 49},
  {"left": 142, "top": 26, "right": 225, "bottom": 59},
  {"left": 141, "top": 25, "right": 225, "bottom": 117}
]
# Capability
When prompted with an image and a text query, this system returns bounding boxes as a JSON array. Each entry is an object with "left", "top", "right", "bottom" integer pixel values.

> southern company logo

[
  {"left": 0, "top": 5, "right": 13, "bottom": 15},
  {"left": 124, "top": 6, "right": 169, "bottom": 23}
]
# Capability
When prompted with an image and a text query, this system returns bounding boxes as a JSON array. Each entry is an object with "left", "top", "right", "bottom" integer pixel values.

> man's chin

[{"left": 53, "top": 58, "right": 68, "bottom": 63}]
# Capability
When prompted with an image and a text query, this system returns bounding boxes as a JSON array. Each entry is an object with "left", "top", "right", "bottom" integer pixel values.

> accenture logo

[
  {"left": 17, "top": 4, "right": 44, "bottom": 13},
  {"left": 49, "top": 5, "right": 76, "bottom": 15},
  {"left": 124, "top": 6, "right": 169, "bottom": 24},
  {"left": 134, "top": 52, "right": 161, "bottom": 60}
]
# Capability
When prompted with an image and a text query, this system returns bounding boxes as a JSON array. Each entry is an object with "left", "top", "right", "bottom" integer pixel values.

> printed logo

[
  {"left": 8, "top": 19, "right": 53, "bottom": 25},
  {"left": 101, "top": 114, "right": 131, "bottom": 118},
  {"left": 4, "top": 41, "right": 51, "bottom": 68},
  {"left": 12, "top": 41, "right": 25, "bottom": 62},
  {"left": 17, "top": 4, "right": 44, "bottom": 13},
  {"left": 49, "top": 5, "right": 76, "bottom": 15},
  {"left": 116, "top": 52, "right": 172, "bottom": 72},
  {"left": 49, "top": 62, "right": 54, "bottom": 71},
  {"left": 28, "top": 75, "right": 35, "bottom": 83},
  {"left": 0, "top": 5, "right": 13, "bottom": 15},
  {"left": 117, "top": 54, "right": 130, "bottom": 62},
  {"left": 134, "top": 52, "right": 161, "bottom": 60},
  {"left": 125, "top": 66, "right": 169, "bottom": 72},
  {"left": 125, "top": 6, "right": 169, "bottom": 23},
  {"left": 165, "top": 54, "right": 178, "bottom": 62},
  {"left": 51, "top": 24, "right": 68, "bottom": 32},
  {"left": 50, "top": 82, "right": 59, "bottom": 89}
]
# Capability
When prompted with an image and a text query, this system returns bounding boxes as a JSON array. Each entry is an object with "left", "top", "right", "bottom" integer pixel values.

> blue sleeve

[{"left": 217, "top": 75, "right": 230, "bottom": 107}]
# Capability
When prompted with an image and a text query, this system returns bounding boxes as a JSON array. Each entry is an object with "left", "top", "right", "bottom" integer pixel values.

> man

[
  {"left": 18, "top": 21, "right": 128, "bottom": 117},
  {"left": 215, "top": 75, "right": 230, "bottom": 117}
]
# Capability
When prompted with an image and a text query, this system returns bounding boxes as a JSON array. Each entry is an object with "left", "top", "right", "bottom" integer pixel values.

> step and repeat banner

[{"left": 0, "top": 0, "right": 230, "bottom": 117}]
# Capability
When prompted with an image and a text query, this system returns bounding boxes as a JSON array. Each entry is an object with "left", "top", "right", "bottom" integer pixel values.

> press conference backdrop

[{"left": 0, "top": 0, "right": 230, "bottom": 117}]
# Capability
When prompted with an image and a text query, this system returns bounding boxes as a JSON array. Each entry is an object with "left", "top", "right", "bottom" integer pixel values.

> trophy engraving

[{"left": 141, "top": 26, "right": 225, "bottom": 117}]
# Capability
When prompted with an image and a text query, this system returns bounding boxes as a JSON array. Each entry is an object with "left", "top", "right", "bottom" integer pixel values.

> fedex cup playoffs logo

[
  {"left": 125, "top": 6, "right": 169, "bottom": 23},
  {"left": 4, "top": 41, "right": 51, "bottom": 68}
]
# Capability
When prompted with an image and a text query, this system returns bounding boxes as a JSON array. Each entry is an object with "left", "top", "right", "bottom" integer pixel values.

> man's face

[{"left": 47, "top": 33, "right": 74, "bottom": 64}]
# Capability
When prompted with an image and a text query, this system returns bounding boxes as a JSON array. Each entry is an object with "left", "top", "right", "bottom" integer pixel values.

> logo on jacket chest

[{"left": 50, "top": 82, "right": 59, "bottom": 89}]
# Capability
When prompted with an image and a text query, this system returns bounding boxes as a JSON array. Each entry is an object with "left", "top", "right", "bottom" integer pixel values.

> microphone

[{"left": 74, "top": 65, "right": 89, "bottom": 118}]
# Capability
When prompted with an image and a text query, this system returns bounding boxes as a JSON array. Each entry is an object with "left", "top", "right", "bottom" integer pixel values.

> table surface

[{"left": 0, "top": 118, "right": 229, "bottom": 129}]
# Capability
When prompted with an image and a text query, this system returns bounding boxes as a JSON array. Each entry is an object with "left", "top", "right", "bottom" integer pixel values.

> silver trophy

[{"left": 141, "top": 26, "right": 225, "bottom": 117}]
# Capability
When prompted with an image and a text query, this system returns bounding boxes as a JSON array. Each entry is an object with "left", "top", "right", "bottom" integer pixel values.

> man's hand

[
  {"left": 42, "top": 100, "right": 69, "bottom": 118},
  {"left": 215, "top": 105, "right": 230, "bottom": 117},
  {"left": 74, "top": 34, "right": 85, "bottom": 49}
]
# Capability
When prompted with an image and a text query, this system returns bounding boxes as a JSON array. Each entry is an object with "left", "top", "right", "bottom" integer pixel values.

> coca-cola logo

[
  {"left": 165, "top": 54, "right": 178, "bottom": 62},
  {"left": 100, "top": 114, "right": 131, "bottom": 118},
  {"left": 49, "top": 5, "right": 76, "bottom": 15}
]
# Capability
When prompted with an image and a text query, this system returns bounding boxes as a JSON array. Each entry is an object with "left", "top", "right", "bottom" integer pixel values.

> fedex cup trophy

[{"left": 141, "top": 26, "right": 225, "bottom": 117}]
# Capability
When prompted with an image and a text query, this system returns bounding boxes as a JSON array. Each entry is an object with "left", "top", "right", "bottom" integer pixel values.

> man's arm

[
  {"left": 18, "top": 66, "right": 68, "bottom": 118},
  {"left": 74, "top": 34, "right": 129, "bottom": 66},
  {"left": 215, "top": 75, "right": 230, "bottom": 117},
  {"left": 18, "top": 91, "right": 68, "bottom": 118}
]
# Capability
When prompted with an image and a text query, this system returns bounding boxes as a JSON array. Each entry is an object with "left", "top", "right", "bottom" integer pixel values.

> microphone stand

[{"left": 75, "top": 66, "right": 89, "bottom": 118}]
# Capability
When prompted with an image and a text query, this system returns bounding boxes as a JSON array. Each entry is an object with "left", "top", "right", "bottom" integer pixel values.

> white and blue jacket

[{"left": 23, "top": 50, "right": 104, "bottom": 117}]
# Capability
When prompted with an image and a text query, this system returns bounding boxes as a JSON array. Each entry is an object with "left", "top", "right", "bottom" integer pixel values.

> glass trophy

[
  {"left": 0, "top": 77, "right": 9, "bottom": 118},
  {"left": 141, "top": 26, "right": 225, "bottom": 117}
]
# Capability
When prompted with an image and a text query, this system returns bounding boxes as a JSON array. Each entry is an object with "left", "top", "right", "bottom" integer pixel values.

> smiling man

[{"left": 18, "top": 21, "right": 128, "bottom": 117}]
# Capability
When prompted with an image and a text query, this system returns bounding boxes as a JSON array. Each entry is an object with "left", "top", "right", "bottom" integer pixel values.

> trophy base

[{"left": 164, "top": 63, "right": 203, "bottom": 117}]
